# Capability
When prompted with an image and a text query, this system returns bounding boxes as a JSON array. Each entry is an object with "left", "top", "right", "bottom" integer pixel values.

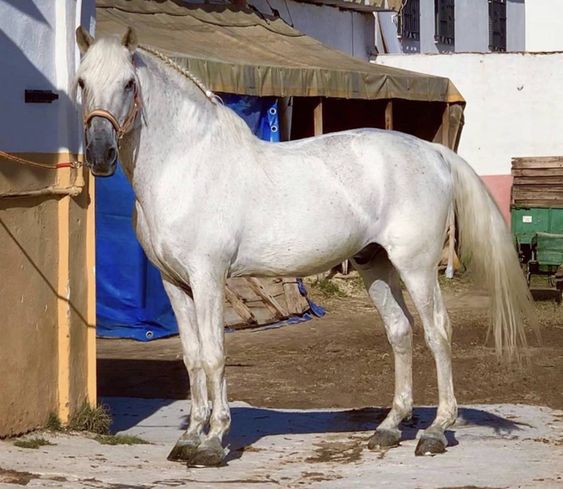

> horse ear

[
  {"left": 121, "top": 27, "right": 138, "bottom": 54},
  {"left": 76, "top": 26, "right": 94, "bottom": 55}
]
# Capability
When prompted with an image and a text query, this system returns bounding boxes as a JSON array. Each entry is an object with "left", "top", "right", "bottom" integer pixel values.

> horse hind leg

[
  {"left": 352, "top": 246, "right": 414, "bottom": 450},
  {"left": 398, "top": 265, "right": 457, "bottom": 456}
]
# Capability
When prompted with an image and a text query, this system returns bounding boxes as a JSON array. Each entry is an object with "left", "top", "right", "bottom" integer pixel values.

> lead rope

[{"left": 138, "top": 44, "right": 223, "bottom": 105}]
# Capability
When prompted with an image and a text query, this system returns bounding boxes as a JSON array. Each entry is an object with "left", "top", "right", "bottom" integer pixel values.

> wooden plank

[
  {"left": 313, "top": 98, "right": 323, "bottom": 136},
  {"left": 512, "top": 199, "right": 563, "bottom": 208},
  {"left": 283, "top": 280, "right": 309, "bottom": 315},
  {"left": 512, "top": 176, "right": 563, "bottom": 185},
  {"left": 245, "top": 277, "right": 287, "bottom": 319},
  {"left": 225, "top": 285, "right": 257, "bottom": 324},
  {"left": 513, "top": 161, "right": 563, "bottom": 170},
  {"left": 385, "top": 100, "right": 393, "bottom": 130},
  {"left": 513, "top": 187, "right": 563, "bottom": 196},
  {"left": 512, "top": 168, "right": 563, "bottom": 177},
  {"left": 512, "top": 156, "right": 563, "bottom": 167}
]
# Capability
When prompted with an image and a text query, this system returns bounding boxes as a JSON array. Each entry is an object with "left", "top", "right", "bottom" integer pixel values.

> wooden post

[
  {"left": 445, "top": 210, "right": 455, "bottom": 279},
  {"left": 385, "top": 99, "right": 393, "bottom": 130},
  {"left": 314, "top": 98, "right": 326, "bottom": 281},
  {"left": 313, "top": 98, "right": 323, "bottom": 136},
  {"left": 442, "top": 103, "right": 450, "bottom": 148}
]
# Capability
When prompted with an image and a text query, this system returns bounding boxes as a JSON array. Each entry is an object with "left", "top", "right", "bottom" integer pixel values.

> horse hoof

[
  {"left": 367, "top": 429, "right": 401, "bottom": 450},
  {"left": 167, "top": 438, "right": 200, "bottom": 462},
  {"left": 415, "top": 435, "right": 446, "bottom": 456},
  {"left": 189, "top": 438, "right": 225, "bottom": 467}
]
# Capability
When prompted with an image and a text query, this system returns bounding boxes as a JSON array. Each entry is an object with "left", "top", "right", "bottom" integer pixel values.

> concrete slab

[{"left": 0, "top": 399, "right": 561, "bottom": 488}]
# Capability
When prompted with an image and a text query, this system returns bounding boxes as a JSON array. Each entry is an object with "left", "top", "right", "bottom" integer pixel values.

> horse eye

[
  {"left": 78, "top": 78, "right": 84, "bottom": 90},
  {"left": 125, "top": 79, "right": 135, "bottom": 91}
]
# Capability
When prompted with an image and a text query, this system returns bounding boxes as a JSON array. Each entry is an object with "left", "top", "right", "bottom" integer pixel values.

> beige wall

[
  {"left": 0, "top": 154, "right": 95, "bottom": 437},
  {"left": 0, "top": 194, "right": 59, "bottom": 436},
  {"left": 0, "top": 0, "right": 96, "bottom": 436}
]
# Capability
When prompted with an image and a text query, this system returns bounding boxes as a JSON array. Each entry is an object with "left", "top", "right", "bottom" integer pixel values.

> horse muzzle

[{"left": 84, "top": 116, "right": 118, "bottom": 177}]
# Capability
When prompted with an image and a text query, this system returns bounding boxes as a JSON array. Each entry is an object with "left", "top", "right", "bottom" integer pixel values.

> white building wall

[
  {"left": 396, "top": 0, "right": 525, "bottom": 54},
  {"left": 373, "top": 52, "right": 563, "bottom": 176},
  {"left": 249, "top": 0, "right": 375, "bottom": 60},
  {"left": 0, "top": 0, "right": 94, "bottom": 154},
  {"left": 525, "top": 0, "right": 563, "bottom": 51}
]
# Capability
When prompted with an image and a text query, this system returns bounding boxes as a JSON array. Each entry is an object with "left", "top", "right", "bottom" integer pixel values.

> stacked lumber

[
  {"left": 511, "top": 157, "right": 563, "bottom": 208},
  {"left": 224, "top": 277, "right": 310, "bottom": 330}
]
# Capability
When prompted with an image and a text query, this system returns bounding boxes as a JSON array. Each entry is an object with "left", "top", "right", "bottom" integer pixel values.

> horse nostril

[{"left": 106, "top": 146, "right": 117, "bottom": 163}]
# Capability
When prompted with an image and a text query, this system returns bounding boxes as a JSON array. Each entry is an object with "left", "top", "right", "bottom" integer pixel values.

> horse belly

[{"left": 231, "top": 208, "right": 369, "bottom": 277}]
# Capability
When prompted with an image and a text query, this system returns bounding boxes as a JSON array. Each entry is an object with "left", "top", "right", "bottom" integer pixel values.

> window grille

[
  {"left": 435, "top": 0, "right": 455, "bottom": 45},
  {"left": 489, "top": 0, "right": 507, "bottom": 52},
  {"left": 399, "top": 0, "right": 420, "bottom": 41}
]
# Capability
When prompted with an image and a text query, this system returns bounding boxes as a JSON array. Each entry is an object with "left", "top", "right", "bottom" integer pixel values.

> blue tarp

[{"left": 96, "top": 95, "right": 322, "bottom": 340}]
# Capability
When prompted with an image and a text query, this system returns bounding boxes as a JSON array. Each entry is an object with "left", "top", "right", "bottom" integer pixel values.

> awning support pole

[
  {"left": 385, "top": 99, "right": 393, "bottom": 130},
  {"left": 313, "top": 98, "right": 323, "bottom": 136},
  {"left": 442, "top": 102, "right": 450, "bottom": 147}
]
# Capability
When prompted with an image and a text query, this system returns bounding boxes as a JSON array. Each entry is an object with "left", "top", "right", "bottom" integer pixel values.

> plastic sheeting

[{"left": 96, "top": 95, "right": 319, "bottom": 340}]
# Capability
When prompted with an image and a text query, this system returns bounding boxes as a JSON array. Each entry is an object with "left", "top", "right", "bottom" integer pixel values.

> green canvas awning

[{"left": 96, "top": 0, "right": 464, "bottom": 104}]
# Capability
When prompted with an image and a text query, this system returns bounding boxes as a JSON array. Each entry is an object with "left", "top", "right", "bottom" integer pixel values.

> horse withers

[{"left": 75, "top": 26, "right": 535, "bottom": 466}]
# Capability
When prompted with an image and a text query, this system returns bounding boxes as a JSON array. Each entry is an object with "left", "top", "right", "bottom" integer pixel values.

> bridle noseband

[{"left": 83, "top": 84, "right": 141, "bottom": 143}]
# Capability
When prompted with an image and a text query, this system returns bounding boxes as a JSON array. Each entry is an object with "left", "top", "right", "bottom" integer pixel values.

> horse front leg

[
  {"left": 188, "top": 265, "right": 230, "bottom": 467},
  {"left": 162, "top": 279, "right": 209, "bottom": 462}
]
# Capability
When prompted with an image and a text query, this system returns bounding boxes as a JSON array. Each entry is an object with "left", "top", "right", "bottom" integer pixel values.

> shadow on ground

[
  {"left": 98, "top": 358, "right": 189, "bottom": 398},
  {"left": 104, "top": 397, "right": 525, "bottom": 463}
]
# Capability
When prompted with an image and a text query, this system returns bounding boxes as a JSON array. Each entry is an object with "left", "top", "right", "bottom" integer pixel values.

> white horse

[{"left": 76, "top": 27, "right": 535, "bottom": 466}]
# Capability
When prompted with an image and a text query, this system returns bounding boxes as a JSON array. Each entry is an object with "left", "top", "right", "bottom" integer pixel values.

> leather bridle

[{"left": 83, "top": 84, "right": 141, "bottom": 143}]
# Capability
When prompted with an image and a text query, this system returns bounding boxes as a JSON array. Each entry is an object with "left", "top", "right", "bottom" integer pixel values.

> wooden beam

[
  {"left": 385, "top": 100, "right": 393, "bottom": 130},
  {"left": 225, "top": 285, "right": 257, "bottom": 324},
  {"left": 313, "top": 98, "right": 323, "bottom": 136},
  {"left": 442, "top": 103, "right": 450, "bottom": 147},
  {"left": 245, "top": 277, "right": 287, "bottom": 319},
  {"left": 445, "top": 211, "right": 456, "bottom": 279}
]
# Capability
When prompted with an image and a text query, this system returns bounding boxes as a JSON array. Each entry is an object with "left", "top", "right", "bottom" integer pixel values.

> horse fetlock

[{"left": 436, "top": 403, "right": 458, "bottom": 427}]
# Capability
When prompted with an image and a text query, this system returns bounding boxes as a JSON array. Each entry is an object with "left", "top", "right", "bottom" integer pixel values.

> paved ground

[{"left": 1, "top": 399, "right": 561, "bottom": 488}]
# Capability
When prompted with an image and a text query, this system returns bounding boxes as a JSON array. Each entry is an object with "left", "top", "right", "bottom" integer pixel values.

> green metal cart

[{"left": 512, "top": 208, "right": 563, "bottom": 303}]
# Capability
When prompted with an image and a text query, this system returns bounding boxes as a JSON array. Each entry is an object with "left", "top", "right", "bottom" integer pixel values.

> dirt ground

[{"left": 98, "top": 274, "right": 563, "bottom": 411}]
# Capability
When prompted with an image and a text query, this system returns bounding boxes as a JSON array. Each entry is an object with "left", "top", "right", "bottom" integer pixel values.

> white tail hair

[{"left": 436, "top": 144, "right": 538, "bottom": 361}]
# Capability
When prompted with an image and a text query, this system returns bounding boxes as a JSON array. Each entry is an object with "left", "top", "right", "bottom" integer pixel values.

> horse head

[{"left": 75, "top": 26, "right": 141, "bottom": 177}]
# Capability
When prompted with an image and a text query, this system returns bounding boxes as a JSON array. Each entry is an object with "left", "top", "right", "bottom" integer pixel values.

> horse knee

[{"left": 385, "top": 317, "right": 412, "bottom": 353}]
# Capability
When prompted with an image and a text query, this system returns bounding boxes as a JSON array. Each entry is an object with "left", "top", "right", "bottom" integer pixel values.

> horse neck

[{"left": 118, "top": 52, "right": 223, "bottom": 193}]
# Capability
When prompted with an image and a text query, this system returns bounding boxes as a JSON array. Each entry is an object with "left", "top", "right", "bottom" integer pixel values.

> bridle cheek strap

[{"left": 83, "top": 88, "right": 141, "bottom": 143}]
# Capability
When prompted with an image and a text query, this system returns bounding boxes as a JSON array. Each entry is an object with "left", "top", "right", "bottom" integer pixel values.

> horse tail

[{"left": 437, "top": 144, "right": 538, "bottom": 361}]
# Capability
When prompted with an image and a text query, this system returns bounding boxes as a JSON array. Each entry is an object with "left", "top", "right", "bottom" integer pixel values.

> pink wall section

[{"left": 481, "top": 175, "right": 513, "bottom": 225}]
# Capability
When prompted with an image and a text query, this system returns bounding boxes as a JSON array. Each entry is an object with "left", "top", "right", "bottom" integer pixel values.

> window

[
  {"left": 399, "top": 0, "right": 420, "bottom": 41},
  {"left": 489, "top": 0, "right": 507, "bottom": 52},
  {"left": 435, "top": 0, "right": 455, "bottom": 45}
]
